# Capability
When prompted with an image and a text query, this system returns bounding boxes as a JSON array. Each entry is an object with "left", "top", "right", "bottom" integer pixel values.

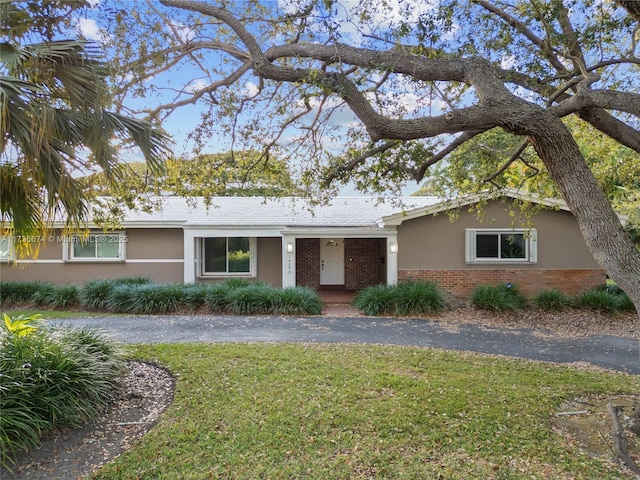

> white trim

[
  {"left": 125, "top": 259, "right": 184, "bottom": 263},
  {"left": 8, "top": 259, "right": 65, "bottom": 264},
  {"left": 64, "top": 231, "right": 127, "bottom": 262},
  {"left": 282, "top": 235, "right": 296, "bottom": 288}
]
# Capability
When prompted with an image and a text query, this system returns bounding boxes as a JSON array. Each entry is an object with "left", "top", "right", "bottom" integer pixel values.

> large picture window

[
  {"left": 465, "top": 229, "right": 536, "bottom": 263},
  {"left": 202, "top": 237, "right": 254, "bottom": 275},
  {"left": 67, "top": 233, "right": 125, "bottom": 261}
]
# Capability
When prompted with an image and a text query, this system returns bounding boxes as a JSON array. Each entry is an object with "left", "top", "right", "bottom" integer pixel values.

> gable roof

[
  {"left": 379, "top": 189, "right": 571, "bottom": 226},
  {"left": 93, "top": 189, "right": 573, "bottom": 229},
  {"left": 115, "top": 196, "right": 441, "bottom": 228}
]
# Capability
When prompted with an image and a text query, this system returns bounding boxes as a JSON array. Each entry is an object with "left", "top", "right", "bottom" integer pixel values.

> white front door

[{"left": 320, "top": 238, "right": 345, "bottom": 285}]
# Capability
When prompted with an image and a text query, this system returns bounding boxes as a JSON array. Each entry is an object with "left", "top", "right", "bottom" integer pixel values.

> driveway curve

[{"left": 52, "top": 314, "right": 640, "bottom": 374}]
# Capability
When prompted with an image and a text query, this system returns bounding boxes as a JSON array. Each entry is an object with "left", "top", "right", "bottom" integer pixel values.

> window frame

[
  {"left": 465, "top": 228, "right": 537, "bottom": 264},
  {"left": 200, "top": 237, "right": 256, "bottom": 277},
  {"left": 0, "top": 236, "right": 15, "bottom": 262},
  {"left": 64, "top": 232, "right": 126, "bottom": 262}
]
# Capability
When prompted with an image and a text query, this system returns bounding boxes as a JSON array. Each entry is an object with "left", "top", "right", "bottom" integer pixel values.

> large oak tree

[{"left": 100, "top": 0, "right": 640, "bottom": 312}]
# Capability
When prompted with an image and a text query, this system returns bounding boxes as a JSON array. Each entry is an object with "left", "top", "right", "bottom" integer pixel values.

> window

[
  {"left": 66, "top": 233, "right": 125, "bottom": 261},
  {"left": 202, "top": 237, "right": 255, "bottom": 276},
  {"left": 465, "top": 229, "right": 536, "bottom": 263},
  {"left": 0, "top": 236, "right": 14, "bottom": 261}
]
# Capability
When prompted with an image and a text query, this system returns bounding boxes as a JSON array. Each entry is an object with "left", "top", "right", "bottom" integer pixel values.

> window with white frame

[
  {"left": 0, "top": 236, "right": 14, "bottom": 261},
  {"left": 465, "top": 229, "right": 537, "bottom": 263},
  {"left": 66, "top": 232, "right": 126, "bottom": 261},
  {"left": 201, "top": 237, "right": 255, "bottom": 276}
]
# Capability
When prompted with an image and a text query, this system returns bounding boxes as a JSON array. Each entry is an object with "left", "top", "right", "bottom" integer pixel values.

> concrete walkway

[{"left": 52, "top": 314, "right": 640, "bottom": 375}]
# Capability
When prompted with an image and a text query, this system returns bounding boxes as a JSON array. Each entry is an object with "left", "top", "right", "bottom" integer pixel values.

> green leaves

[
  {"left": 2, "top": 312, "right": 42, "bottom": 337},
  {"left": 1, "top": 5, "right": 172, "bottom": 252}
]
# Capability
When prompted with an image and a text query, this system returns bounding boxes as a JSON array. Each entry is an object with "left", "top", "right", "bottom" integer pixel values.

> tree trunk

[{"left": 526, "top": 114, "right": 640, "bottom": 318}]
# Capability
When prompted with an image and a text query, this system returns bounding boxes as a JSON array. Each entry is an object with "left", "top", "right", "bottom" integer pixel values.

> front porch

[{"left": 282, "top": 235, "right": 398, "bottom": 290}]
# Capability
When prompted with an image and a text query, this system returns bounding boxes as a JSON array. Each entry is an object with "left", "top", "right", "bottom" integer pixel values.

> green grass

[
  {"left": 0, "top": 309, "right": 111, "bottom": 319},
  {"left": 89, "top": 343, "right": 640, "bottom": 479}
]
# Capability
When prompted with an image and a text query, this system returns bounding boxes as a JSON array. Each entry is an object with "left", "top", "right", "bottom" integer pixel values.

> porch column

[
  {"left": 386, "top": 233, "right": 398, "bottom": 286},
  {"left": 183, "top": 231, "right": 197, "bottom": 283},
  {"left": 282, "top": 235, "right": 296, "bottom": 288}
]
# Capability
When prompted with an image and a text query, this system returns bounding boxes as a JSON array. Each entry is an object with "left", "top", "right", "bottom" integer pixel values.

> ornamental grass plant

[
  {"left": 0, "top": 315, "right": 126, "bottom": 469},
  {"left": 471, "top": 283, "right": 527, "bottom": 312},
  {"left": 353, "top": 281, "right": 447, "bottom": 316},
  {"left": 0, "top": 281, "right": 49, "bottom": 305},
  {"left": 533, "top": 289, "right": 573, "bottom": 311}
]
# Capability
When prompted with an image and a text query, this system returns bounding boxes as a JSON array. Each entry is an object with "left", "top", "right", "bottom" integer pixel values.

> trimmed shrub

[
  {"left": 394, "top": 281, "right": 447, "bottom": 316},
  {"left": 353, "top": 281, "right": 447, "bottom": 316},
  {"left": 106, "top": 283, "right": 186, "bottom": 314},
  {"left": 80, "top": 279, "right": 116, "bottom": 310},
  {"left": 0, "top": 318, "right": 125, "bottom": 468},
  {"left": 80, "top": 277, "right": 152, "bottom": 310},
  {"left": 471, "top": 284, "right": 527, "bottom": 312},
  {"left": 353, "top": 284, "right": 397, "bottom": 316},
  {"left": 31, "top": 284, "right": 79, "bottom": 308},
  {"left": 0, "top": 281, "right": 46, "bottom": 304},
  {"left": 227, "top": 284, "right": 274, "bottom": 315},
  {"left": 183, "top": 283, "right": 209, "bottom": 309},
  {"left": 575, "top": 286, "right": 635, "bottom": 314},
  {"left": 203, "top": 281, "right": 237, "bottom": 313},
  {"left": 30, "top": 283, "right": 57, "bottom": 307},
  {"left": 273, "top": 287, "right": 323, "bottom": 315},
  {"left": 575, "top": 289, "right": 618, "bottom": 313},
  {"left": 533, "top": 289, "right": 572, "bottom": 311}
]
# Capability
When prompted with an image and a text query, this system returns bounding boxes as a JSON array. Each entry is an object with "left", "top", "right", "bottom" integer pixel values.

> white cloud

[
  {"left": 186, "top": 79, "right": 209, "bottom": 94},
  {"left": 77, "top": 18, "right": 103, "bottom": 41}
]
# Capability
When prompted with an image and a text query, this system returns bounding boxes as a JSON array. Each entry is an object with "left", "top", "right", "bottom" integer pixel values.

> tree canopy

[
  {"left": 0, "top": 0, "right": 171, "bottom": 256},
  {"left": 86, "top": 150, "right": 301, "bottom": 199}
]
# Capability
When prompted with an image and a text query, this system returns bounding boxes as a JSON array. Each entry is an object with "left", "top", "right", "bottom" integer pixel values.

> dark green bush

[
  {"left": 353, "top": 281, "right": 447, "bottom": 316},
  {"left": 353, "top": 284, "right": 397, "bottom": 316},
  {"left": 0, "top": 281, "right": 46, "bottom": 304},
  {"left": 80, "top": 279, "right": 116, "bottom": 310},
  {"left": 31, "top": 284, "right": 79, "bottom": 308},
  {"left": 183, "top": 283, "right": 209, "bottom": 309},
  {"left": 273, "top": 287, "right": 323, "bottom": 315},
  {"left": 575, "top": 286, "right": 635, "bottom": 314},
  {"left": 0, "top": 320, "right": 125, "bottom": 468},
  {"left": 533, "top": 289, "right": 572, "bottom": 311},
  {"left": 471, "top": 284, "right": 527, "bottom": 312},
  {"left": 106, "top": 283, "right": 186, "bottom": 314},
  {"left": 203, "top": 281, "right": 237, "bottom": 312},
  {"left": 394, "top": 281, "right": 447, "bottom": 315},
  {"left": 227, "top": 284, "right": 274, "bottom": 315},
  {"left": 80, "top": 277, "right": 152, "bottom": 310}
]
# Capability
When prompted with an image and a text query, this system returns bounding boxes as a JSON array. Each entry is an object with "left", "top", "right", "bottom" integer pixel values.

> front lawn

[{"left": 90, "top": 343, "right": 639, "bottom": 479}]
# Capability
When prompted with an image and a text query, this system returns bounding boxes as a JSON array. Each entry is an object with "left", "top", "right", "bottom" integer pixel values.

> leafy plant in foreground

[{"left": 0, "top": 322, "right": 126, "bottom": 469}]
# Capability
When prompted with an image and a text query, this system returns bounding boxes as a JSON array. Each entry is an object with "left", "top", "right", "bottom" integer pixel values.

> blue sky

[{"left": 72, "top": 0, "right": 455, "bottom": 195}]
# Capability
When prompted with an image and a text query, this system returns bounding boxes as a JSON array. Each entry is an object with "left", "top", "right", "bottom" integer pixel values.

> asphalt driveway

[{"left": 50, "top": 314, "right": 640, "bottom": 375}]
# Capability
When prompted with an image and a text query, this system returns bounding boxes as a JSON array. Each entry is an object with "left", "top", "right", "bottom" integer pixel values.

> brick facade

[
  {"left": 344, "top": 238, "right": 383, "bottom": 290},
  {"left": 295, "top": 238, "right": 385, "bottom": 290},
  {"left": 398, "top": 268, "right": 606, "bottom": 304},
  {"left": 296, "top": 238, "right": 320, "bottom": 288}
]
